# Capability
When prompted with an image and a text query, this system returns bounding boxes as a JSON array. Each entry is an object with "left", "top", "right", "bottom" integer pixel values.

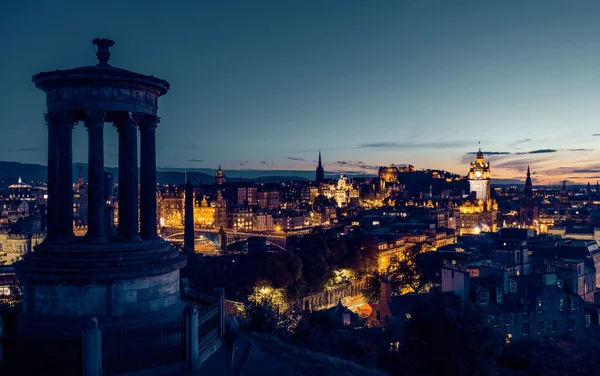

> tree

[
  {"left": 403, "top": 290, "right": 503, "bottom": 376},
  {"left": 297, "top": 234, "right": 331, "bottom": 292},
  {"left": 363, "top": 272, "right": 382, "bottom": 303}
]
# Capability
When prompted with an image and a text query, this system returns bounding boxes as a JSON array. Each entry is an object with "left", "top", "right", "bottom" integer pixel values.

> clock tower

[{"left": 468, "top": 148, "right": 491, "bottom": 203}]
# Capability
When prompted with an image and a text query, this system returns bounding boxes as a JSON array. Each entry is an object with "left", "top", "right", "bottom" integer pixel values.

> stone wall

[{"left": 28, "top": 270, "right": 181, "bottom": 319}]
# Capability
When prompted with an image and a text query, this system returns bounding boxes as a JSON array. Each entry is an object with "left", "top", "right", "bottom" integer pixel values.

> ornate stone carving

[
  {"left": 137, "top": 114, "right": 160, "bottom": 131},
  {"left": 84, "top": 110, "right": 106, "bottom": 129},
  {"left": 114, "top": 112, "right": 138, "bottom": 134},
  {"left": 45, "top": 85, "right": 159, "bottom": 115},
  {"left": 45, "top": 111, "right": 76, "bottom": 129}
]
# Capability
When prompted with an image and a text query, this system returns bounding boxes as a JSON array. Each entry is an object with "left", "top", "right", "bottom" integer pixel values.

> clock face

[{"left": 475, "top": 171, "right": 482, "bottom": 178}]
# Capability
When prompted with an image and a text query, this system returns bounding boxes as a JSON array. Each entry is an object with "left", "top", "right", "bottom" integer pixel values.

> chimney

[{"left": 380, "top": 274, "right": 392, "bottom": 304}]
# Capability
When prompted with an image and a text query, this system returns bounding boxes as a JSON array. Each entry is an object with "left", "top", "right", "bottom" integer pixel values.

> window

[
  {"left": 586, "top": 314, "right": 591, "bottom": 327},
  {"left": 480, "top": 291, "right": 489, "bottom": 306},
  {"left": 536, "top": 322, "right": 543, "bottom": 335},
  {"left": 559, "top": 298, "right": 565, "bottom": 312},
  {"left": 557, "top": 278, "right": 563, "bottom": 289},
  {"left": 505, "top": 313, "right": 512, "bottom": 327},
  {"left": 497, "top": 289, "right": 503, "bottom": 303},
  {"left": 522, "top": 303, "right": 529, "bottom": 316},
  {"left": 551, "top": 320, "right": 558, "bottom": 334},
  {"left": 510, "top": 280, "right": 517, "bottom": 293},
  {"left": 568, "top": 319, "right": 575, "bottom": 332},
  {"left": 522, "top": 322, "right": 530, "bottom": 336},
  {"left": 536, "top": 299, "right": 543, "bottom": 313},
  {"left": 493, "top": 317, "right": 499, "bottom": 328},
  {"left": 571, "top": 299, "right": 577, "bottom": 312}
]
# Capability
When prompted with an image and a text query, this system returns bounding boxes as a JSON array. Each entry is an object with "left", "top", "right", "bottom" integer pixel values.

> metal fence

[
  {"left": 102, "top": 317, "right": 186, "bottom": 376},
  {"left": 0, "top": 332, "right": 82, "bottom": 375}
]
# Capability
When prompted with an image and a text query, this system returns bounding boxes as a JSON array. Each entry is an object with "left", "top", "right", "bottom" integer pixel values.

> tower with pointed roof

[
  {"left": 468, "top": 147, "right": 491, "bottom": 204},
  {"left": 519, "top": 166, "right": 538, "bottom": 226},
  {"left": 315, "top": 151, "right": 325, "bottom": 184},
  {"left": 214, "top": 165, "right": 226, "bottom": 185}
]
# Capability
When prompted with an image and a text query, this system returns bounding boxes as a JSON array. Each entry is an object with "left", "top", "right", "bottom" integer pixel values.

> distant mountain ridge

[
  {"left": 0, "top": 161, "right": 323, "bottom": 185},
  {"left": 0, "top": 161, "right": 579, "bottom": 188}
]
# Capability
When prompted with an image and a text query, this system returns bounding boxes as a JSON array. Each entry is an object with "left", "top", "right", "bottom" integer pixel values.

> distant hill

[{"left": 0, "top": 161, "right": 312, "bottom": 185}]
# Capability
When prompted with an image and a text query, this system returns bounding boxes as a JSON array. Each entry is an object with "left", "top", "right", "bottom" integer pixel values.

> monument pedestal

[{"left": 14, "top": 239, "right": 187, "bottom": 333}]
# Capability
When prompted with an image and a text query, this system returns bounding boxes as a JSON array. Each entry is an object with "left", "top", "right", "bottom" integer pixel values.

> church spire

[{"left": 315, "top": 150, "right": 325, "bottom": 184}]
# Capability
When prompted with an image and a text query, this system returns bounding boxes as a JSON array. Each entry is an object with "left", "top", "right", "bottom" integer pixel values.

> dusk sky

[{"left": 1, "top": 0, "right": 600, "bottom": 184}]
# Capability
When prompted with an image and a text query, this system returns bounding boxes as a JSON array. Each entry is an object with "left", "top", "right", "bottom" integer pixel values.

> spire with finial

[
  {"left": 315, "top": 150, "right": 325, "bottom": 184},
  {"left": 526, "top": 165, "right": 530, "bottom": 177},
  {"left": 92, "top": 38, "right": 114, "bottom": 66}
]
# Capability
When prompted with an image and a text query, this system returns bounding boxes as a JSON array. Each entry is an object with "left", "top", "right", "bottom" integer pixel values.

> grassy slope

[{"left": 247, "top": 332, "right": 387, "bottom": 376}]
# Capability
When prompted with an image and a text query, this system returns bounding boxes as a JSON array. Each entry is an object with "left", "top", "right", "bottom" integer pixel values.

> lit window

[
  {"left": 559, "top": 298, "right": 565, "bottom": 312},
  {"left": 536, "top": 322, "right": 543, "bottom": 335},
  {"left": 522, "top": 323, "right": 529, "bottom": 336}
]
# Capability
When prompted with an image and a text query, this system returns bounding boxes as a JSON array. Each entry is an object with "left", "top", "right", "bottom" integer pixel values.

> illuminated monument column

[{"left": 15, "top": 39, "right": 187, "bottom": 336}]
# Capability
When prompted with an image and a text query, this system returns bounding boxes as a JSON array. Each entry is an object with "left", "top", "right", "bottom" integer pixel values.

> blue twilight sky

[{"left": 1, "top": 0, "right": 600, "bottom": 184}]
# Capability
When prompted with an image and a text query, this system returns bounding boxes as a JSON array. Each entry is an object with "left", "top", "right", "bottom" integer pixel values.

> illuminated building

[
  {"left": 378, "top": 164, "right": 399, "bottom": 191},
  {"left": 194, "top": 195, "right": 215, "bottom": 228},
  {"left": 459, "top": 148, "right": 498, "bottom": 235},
  {"left": 214, "top": 165, "right": 226, "bottom": 185},
  {"left": 257, "top": 188, "right": 280, "bottom": 210},
  {"left": 214, "top": 190, "right": 228, "bottom": 229},
  {"left": 315, "top": 151, "right": 325, "bottom": 183},
  {"left": 73, "top": 167, "right": 88, "bottom": 226},
  {"left": 228, "top": 206, "right": 254, "bottom": 231},
  {"left": 468, "top": 148, "right": 491, "bottom": 204},
  {"left": 322, "top": 174, "right": 359, "bottom": 207},
  {"left": 253, "top": 212, "right": 274, "bottom": 231},
  {"left": 0, "top": 231, "right": 45, "bottom": 265},
  {"left": 158, "top": 186, "right": 184, "bottom": 228}
]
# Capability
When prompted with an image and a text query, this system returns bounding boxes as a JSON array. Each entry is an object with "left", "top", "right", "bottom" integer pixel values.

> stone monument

[{"left": 14, "top": 39, "right": 187, "bottom": 334}]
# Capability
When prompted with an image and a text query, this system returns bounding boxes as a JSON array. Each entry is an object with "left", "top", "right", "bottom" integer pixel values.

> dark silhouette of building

[
  {"left": 519, "top": 166, "right": 538, "bottom": 226},
  {"left": 315, "top": 151, "right": 325, "bottom": 183}
]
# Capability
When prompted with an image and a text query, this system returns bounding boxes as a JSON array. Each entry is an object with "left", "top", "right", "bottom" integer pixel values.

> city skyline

[{"left": 1, "top": 1, "right": 600, "bottom": 184}]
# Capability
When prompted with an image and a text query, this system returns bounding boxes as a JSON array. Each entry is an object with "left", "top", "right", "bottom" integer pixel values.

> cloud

[
  {"left": 566, "top": 148, "right": 593, "bottom": 152},
  {"left": 593, "top": 134, "right": 600, "bottom": 136},
  {"left": 358, "top": 140, "right": 470, "bottom": 149},
  {"left": 466, "top": 151, "right": 511, "bottom": 155},
  {"left": 508, "top": 138, "right": 532, "bottom": 147},
  {"left": 332, "top": 160, "right": 379, "bottom": 171},
  {"left": 239, "top": 160, "right": 248, "bottom": 166},
  {"left": 572, "top": 169, "right": 600, "bottom": 173},
  {"left": 287, "top": 157, "right": 307, "bottom": 161},
  {"left": 3, "top": 147, "right": 44, "bottom": 152},
  {"left": 186, "top": 159, "right": 203, "bottom": 163},
  {"left": 260, "top": 161, "right": 268, "bottom": 164},
  {"left": 516, "top": 149, "right": 557, "bottom": 155}
]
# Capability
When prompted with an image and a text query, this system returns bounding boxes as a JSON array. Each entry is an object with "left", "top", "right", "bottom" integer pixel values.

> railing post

[
  {"left": 214, "top": 288, "right": 225, "bottom": 339},
  {"left": 82, "top": 317, "right": 102, "bottom": 376},
  {"left": 0, "top": 315, "right": 4, "bottom": 363},
  {"left": 185, "top": 304, "right": 199, "bottom": 370}
]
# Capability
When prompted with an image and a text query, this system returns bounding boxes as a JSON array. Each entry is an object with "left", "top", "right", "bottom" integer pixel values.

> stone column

[
  {"left": 56, "top": 111, "right": 76, "bottom": 239},
  {"left": 138, "top": 115, "right": 160, "bottom": 240},
  {"left": 115, "top": 113, "right": 140, "bottom": 241},
  {"left": 82, "top": 317, "right": 102, "bottom": 376},
  {"left": 84, "top": 111, "right": 106, "bottom": 242},
  {"left": 184, "top": 180, "right": 195, "bottom": 254},
  {"left": 44, "top": 113, "right": 60, "bottom": 241},
  {"left": 185, "top": 304, "right": 199, "bottom": 370}
]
